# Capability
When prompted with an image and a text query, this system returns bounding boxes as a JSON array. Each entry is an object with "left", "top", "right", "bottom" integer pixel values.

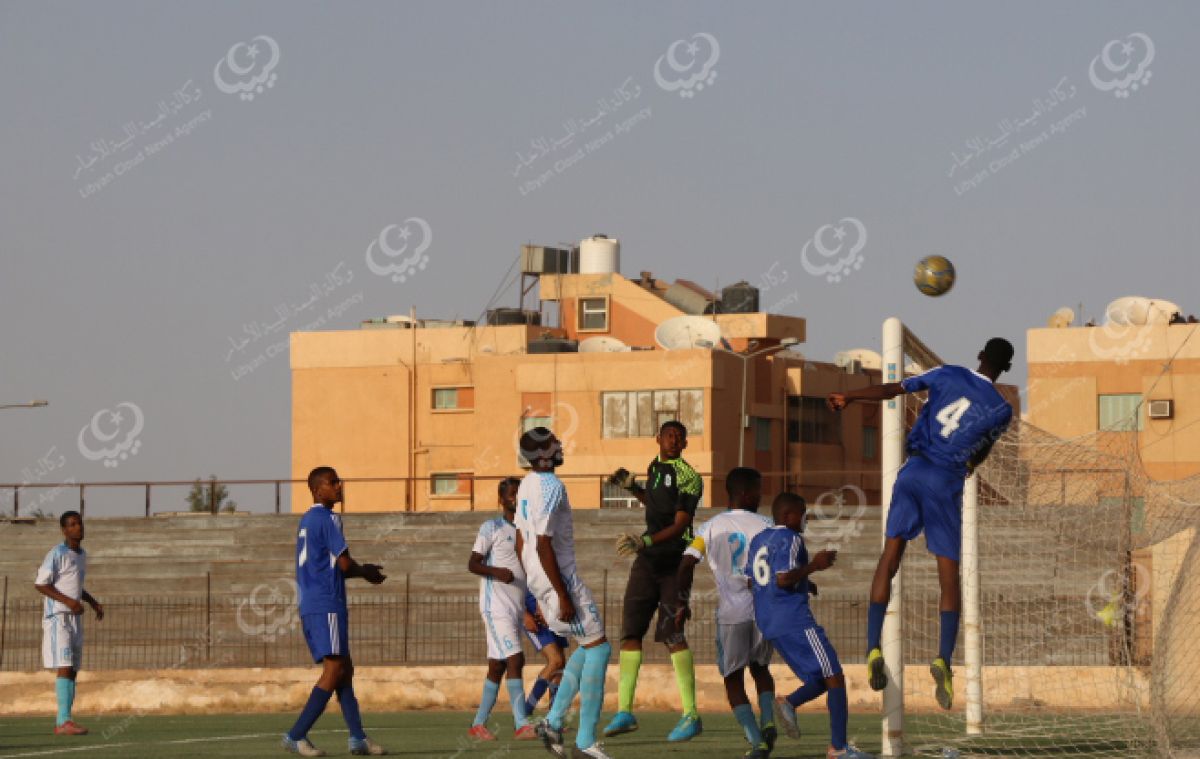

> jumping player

[
  {"left": 466, "top": 477, "right": 537, "bottom": 741},
  {"left": 522, "top": 589, "right": 569, "bottom": 716},
  {"left": 513, "top": 427, "right": 614, "bottom": 759},
  {"left": 34, "top": 511, "right": 104, "bottom": 736},
  {"left": 827, "top": 338, "right": 1013, "bottom": 709},
  {"left": 675, "top": 467, "right": 777, "bottom": 759},
  {"left": 282, "top": 467, "right": 387, "bottom": 756},
  {"left": 605, "top": 420, "right": 702, "bottom": 742},
  {"left": 746, "top": 494, "right": 873, "bottom": 759}
]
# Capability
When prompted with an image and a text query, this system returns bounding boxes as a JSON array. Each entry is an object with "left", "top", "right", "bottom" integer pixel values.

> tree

[{"left": 187, "top": 476, "right": 237, "bottom": 513}]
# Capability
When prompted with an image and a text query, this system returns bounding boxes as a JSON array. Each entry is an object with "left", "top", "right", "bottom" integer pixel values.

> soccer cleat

[
  {"left": 536, "top": 719, "right": 566, "bottom": 757},
  {"left": 773, "top": 696, "right": 800, "bottom": 739},
  {"left": 931, "top": 657, "right": 954, "bottom": 710},
  {"left": 867, "top": 647, "right": 888, "bottom": 692},
  {"left": 349, "top": 736, "right": 387, "bottom": 755},
  {"left": 744, "top": 742, "right": 771, "bottom": 759},
  {"left": 666, "top": 713, "right": 702, "bottom": 742},
  {"left": 280, "top": 735, "right": 325, "bottom": 757},
  {"left": 762, "top": 724, "right": 778, "bottom": 751},
  {"left": 828, "top": 745, "right": 876, "bottom": 758},
  {"left": 602, "top": 710, "right": 639, "bottom": 737},
  {"left": 468, "top": 724, "right": 497, "bottom": 741},
  {"left": 572, "top": 743, "right": 615, "bottom": 759},
  {"left": 515, "top": 723, "right": 539, "bottom": 740},
  {"left": 53, "top": 721, "right": 88, "bottom": 736}
]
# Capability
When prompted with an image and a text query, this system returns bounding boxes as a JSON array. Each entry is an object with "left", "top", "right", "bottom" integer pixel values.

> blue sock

[
  {"left": 577, "top": 641, "right": 611, "bottom": 749},
  {"left": 548, "top": 647, "right": 586, "bottom": 729},
  {"left": 550, "top": 682, "right": 559, "bottom": 703},
  {"left": 526, "top": 677, "right": 550, "bottom": 714},
  {"left": 55, "top": 677, "right": 72, "bottom": 726},
  {"left": 288, "top": 686, "right": 333, "bottom": 741},
  {"left": 757, "top": 690, "right": 775, "bottom": 728},
  {"left": 827, "top": 686, "right": 848, "bottom": 750},
  {"left": 506, "top": 678, "right": 528, "bottom": 728},
  {"left": 337, "top": 683, "right": 366, "bottom": 741},
  {"left": 733, "top": 703, "right": 763, "bottom": 747},
  {"left": 939, "top": 610, "right": 961, "bottom": 663},
  {"left": 472, "top": 680, "right": 500, "bottom": 727},
  {"left": 867, "top": 601, "right": 887, "bottom": 653},
  {"left": 787, "top": 679, "right": 826, "bottom": 708}
]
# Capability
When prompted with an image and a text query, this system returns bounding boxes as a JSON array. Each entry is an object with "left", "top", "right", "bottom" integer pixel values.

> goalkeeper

[{"left": 603, "top": 420, "right": 704, "bottom": 743}]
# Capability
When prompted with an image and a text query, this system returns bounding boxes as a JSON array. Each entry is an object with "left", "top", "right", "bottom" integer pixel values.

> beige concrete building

[{"left": 291, "top": 262, "right": 886, "bottom": 512}]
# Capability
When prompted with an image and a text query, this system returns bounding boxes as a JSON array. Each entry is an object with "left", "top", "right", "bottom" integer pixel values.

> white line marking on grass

[{"left": 0, "top": 726, "right": 412, "bottom": 757}]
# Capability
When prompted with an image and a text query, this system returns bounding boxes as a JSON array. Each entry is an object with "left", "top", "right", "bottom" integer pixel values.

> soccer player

[
  {"left": 522, "top": 589, "right": 569, "bottom": 716},
  {"left": 282, "top": 467, "right": 387, "bottom": 757},
  {"left": 34, "top": 510, "right": 103, "bottom": 736},
  {"left": 513, "top": 427, "right": 614, "bottom": 759},
  {"left": 827, "top": 338, "right": 1014, "bottom": 709},
  {"left": 466, "top": 477, "right": 537, "bottom": 741},
  {"left": 605, "top": 420, "right": 702, "bottom": 742},
  {"left": 747, "top": 494, "right": 873, "bottom": 759},
  {"left": 675, "top": 467, "right": 777, "bottom": 759}
]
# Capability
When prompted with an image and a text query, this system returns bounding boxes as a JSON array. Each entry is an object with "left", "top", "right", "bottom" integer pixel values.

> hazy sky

[{"left": 2, "top": 2, "right": 1196, "bottom": 515}]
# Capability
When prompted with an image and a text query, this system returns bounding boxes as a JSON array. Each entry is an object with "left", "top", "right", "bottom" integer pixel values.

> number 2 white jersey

[
  {"left": 685, "top": 508, "right": 773, "bottom": 625},
  {"left": 514, "top": 471, "right": 576, "bottom": 597}
]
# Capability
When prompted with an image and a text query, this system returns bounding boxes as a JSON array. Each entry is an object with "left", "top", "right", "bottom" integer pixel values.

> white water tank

[{"left": 579, "top": 235, "right": 620, "bottom": 274}]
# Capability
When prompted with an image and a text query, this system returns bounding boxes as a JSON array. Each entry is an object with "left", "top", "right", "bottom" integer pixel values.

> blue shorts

[
  {"left": 887, "top": 455, "right": 964, "bottom": 561},
  {"left": 301, "top": 610, "right": 350, "bottom": 663},
  {"left": 772, "top": 625, "right": 841, "bottom": 683},
  {"left": 526, "top": 625, "right": 570, "bottom": 653}
]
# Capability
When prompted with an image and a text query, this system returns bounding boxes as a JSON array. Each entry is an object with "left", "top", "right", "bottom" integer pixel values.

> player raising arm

[{"left": 826, "top": 337, "right": 1014, "bottom": 709}]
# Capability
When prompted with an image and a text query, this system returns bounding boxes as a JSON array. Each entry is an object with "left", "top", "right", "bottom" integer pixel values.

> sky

[{"left": 1, "top": 1, "right": 1197, "bottom": 516}]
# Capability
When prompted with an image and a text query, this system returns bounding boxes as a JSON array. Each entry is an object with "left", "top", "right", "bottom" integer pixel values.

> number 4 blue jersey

[{"left": 902, "top": 365, "right": 1013, "bottom": 475}]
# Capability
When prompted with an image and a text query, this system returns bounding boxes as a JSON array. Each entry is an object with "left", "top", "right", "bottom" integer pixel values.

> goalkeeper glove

[
  {"left": 616, "top": 532, "right": 652, "bottom": 557},
  {"left": 608, "top": 467, "right": 638, "bottom": 490}
]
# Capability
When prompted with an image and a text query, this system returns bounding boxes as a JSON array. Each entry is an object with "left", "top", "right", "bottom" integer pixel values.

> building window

[
  {"left": 602, "top": 389, "right": 704, "bottom": 437},
  {"left": 433, "top": 387, "right": 474, "bottom": 411},
  {"left": 1099, "top": 394, "right": 1143, "bottom": 431},
  {"left": 787, "top": 396, "right": 842, "bottom": 444},
  {"left": 578, "top": 297, "right": 609, "bottom": 331},
  {"left": 755, "top": 417, "right": 772, "bottom": 451},
  {"left": 431, "top": 473, "right": 466, "bottom": 495},
  {"left": 863, "top": 426, "right": 878, "bottom": 460}
]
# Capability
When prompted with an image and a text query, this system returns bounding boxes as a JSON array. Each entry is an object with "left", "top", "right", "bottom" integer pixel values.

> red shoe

[
  {"left": 54, "top": 721, "right": 88, "bottom": 736},
  {"left": 468, "top": 724, "right": 496, "bottom": 741},
  {"left": 514, "top": 724, "right": 538, "bottom": 740}
]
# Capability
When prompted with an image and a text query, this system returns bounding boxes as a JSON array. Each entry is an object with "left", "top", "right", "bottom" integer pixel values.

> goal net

[{"left": 880, "top": 317, "right": 1200, "bottom": 758}]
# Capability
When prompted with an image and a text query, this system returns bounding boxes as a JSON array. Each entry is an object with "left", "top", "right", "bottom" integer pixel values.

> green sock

[
  {"left": 617, "top": 649, "right": 642, "bottom": 713},
  {"left": 670, "top": 648, "right": 697, "bottom": 716}
]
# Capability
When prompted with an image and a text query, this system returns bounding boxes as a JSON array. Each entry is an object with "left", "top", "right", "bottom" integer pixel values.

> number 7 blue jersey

[{"left": 901, "top": 365, "right": 1013, "bottom": 475}]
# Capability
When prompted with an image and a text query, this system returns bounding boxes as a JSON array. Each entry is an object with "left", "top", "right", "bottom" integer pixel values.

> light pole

[
  {"left": 0, "top": 400, "right": 48, "bottom": 410},
  {"left": 718, "top": 339, "right": 798, "bottom": 466}
]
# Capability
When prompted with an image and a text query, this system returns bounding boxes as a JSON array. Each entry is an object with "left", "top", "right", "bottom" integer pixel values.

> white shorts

[
  {"left": 534, "top": 576, "right": 605, "bottom": 646},
  {"left": 481, "top": 607, "right": 525, "bottom": 660},
  {"left": 716, "top": 620, "right": 772, "bottom": 678},
  {"left": 43, "top": 613, "right": 83, "bottom": 670}
]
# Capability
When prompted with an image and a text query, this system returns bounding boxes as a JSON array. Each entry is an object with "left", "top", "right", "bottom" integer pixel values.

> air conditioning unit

[{"left": 1148, "top": 399, "right": 1174, "bottom": 419}]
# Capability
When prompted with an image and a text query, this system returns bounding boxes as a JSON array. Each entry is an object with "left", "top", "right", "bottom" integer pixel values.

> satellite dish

[
  {"left": 579, "top": 336, "right": 630, "bottom": 353},
  {"left": 655, "top": 315, "right": 723, "bottom": 350},
  {"left": 1046, "top": 307, "right": 1075, "bottom": 329},
  {"left": 835, "top": 348, "right": 882, "bottom": 370}
]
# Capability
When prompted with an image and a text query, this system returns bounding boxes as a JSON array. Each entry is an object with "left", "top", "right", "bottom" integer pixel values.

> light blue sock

[
  {"left": 576, "top": 641, "right": 611, "bottom": 750},
  {"left": 55, "top": 677, "right": 72, "bottom": 726},
  {"left": 506, "top": 678, "right": 528, "bottom": 728},
  {"left": 733, "top": 703, "right": 763, "bottom": 747},
  {"left": 473, "top": 680, "right": 500, "bottom": 727},
  {"left": 758, "top": 690, "right": 775, "bottom": 728},
  {"left": 548, "top": 647, "right": 587, "bottom": 729}
]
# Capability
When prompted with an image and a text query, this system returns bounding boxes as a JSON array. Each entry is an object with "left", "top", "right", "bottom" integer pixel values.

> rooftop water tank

[{"left": 579, "top": 235, "right": 620, "bottom": 274}]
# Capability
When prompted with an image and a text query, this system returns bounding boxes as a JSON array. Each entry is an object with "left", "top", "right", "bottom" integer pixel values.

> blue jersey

[
  {"left": 745, "top": 525, "right": 815, "bottom": 639},
  {"left": 902, "top": 365, "right": 1013, "bottom": 475},
  {"left": 296, "top": 505, "right": 349, "bottom": 615}
]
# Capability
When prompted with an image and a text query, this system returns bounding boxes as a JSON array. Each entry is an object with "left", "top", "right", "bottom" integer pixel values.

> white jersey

[
  {"left": 471, "top": 516, "right": 527, "bottom": 618},
  {"left": 36, "top": 543, "right": 87, "bottom": 618},
  {"left": 685, "top": 509, "right": 773, "bottom": 624},
  {"left": 514, "top": 471, "right": 577, "bottom": 597}
]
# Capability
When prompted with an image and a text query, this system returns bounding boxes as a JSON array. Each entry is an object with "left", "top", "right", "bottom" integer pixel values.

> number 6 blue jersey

[{"left": 901, "top": 365, "right": 1013, "bottom": 475}]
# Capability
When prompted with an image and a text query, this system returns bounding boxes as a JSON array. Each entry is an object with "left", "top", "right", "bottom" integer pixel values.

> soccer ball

[{"left": 914, "top": 255, "right": 956, "bottom": 297}]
